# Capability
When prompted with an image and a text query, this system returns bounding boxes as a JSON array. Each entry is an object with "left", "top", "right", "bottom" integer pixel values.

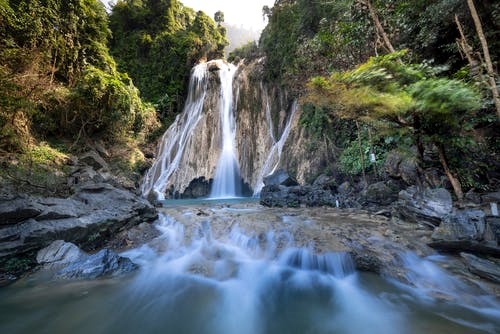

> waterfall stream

[
  {"left": 253, "top": 100, "right": 299, "bottom": 195},
  {"left": 210, "top": 62, "right": 241, "bottom": 198},
  {"left": 141, "top": 63, "right": 209, "bottom": 200}
]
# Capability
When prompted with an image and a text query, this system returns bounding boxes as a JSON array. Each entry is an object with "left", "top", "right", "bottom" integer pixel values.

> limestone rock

[
  {"left": 0, "top": 183, "right": 157, "bottom": 259},
  {"left": 383, "top": 150, "right": 419, "bottom": 185},
  {"left": 312, "top": 174, "right": 336, "bottom": 191},
  {"left": 486, "top": 216, "right": 500, "bottom": 244},
  {"left": 79, "top": 151, "right": 109, "bottom": 171},
  {"left": 362, "top": 181, "right": 400, "bottom": 206},
  {"left": 36, "top": 240, "right": 86, "bottom": 266},
  {"left": 55, "top": 249, "right": 137, "bottom": 280},
  {"left": 396, "top": 186, "right": 453, "bottom": 227},
  {"left": 0, "top": 198, "right": 44, "bottom": 225},
  {"left": 432, "top": 210, "right": 486, "bottom": 242},
  {"left": 338, "top": 182, "right": 353, "bottom": 196},
  {"left": 461, "top": 253, "right": 500, "bottom": 283},
  {"left": 263, "top": 169, "right": 299, "bottom": 187},
  {"left": 482, "top": 192, "right": 500, "bottom": 203},
  {"left": 429, "top": 210, "right": 500, "bottom": 256},
  {"left": 181, "top": 177, "right": 211, "bottom": 199},
  {"left": 260, "top": 185, "right": 335, "bottom": 208}
]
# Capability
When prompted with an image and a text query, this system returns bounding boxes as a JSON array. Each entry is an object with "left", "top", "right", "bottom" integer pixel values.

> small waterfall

[
  {"left": 210, "top": 63, "right": 241, "bottom": 198},
  {"left": 253, "top": 100, "right": 299, "bottom": 195},
  {"left": 141, "top": 63, "right": 209, "bottom": 200}
]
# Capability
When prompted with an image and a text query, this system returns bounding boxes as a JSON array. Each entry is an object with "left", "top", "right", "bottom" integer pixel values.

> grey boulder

[{"left": 55, "top": 249, "right": 137, "bottom": 280}]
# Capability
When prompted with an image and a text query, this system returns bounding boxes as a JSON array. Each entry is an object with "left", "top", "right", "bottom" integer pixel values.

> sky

[
  {"left": 101, "top": 1, "right": 275, "bottom": 30},
  {"left": 181, "top": 0, "right": 274, "bottom": 30}
]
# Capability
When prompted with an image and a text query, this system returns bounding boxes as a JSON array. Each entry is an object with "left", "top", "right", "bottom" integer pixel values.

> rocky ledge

[{"left": 0, "top": 182, "right": 157, "bottom": 262}]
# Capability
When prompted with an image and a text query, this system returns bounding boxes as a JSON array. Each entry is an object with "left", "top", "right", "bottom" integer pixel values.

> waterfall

[
  {"left": 253, "top": 100, "right": 299, "bottom": 196},
  {"left": 209, "top": 63, "right": 241, "bottom": 199},
  {"left": 141, "top": 63, "right": 209, "bottom": 200}
]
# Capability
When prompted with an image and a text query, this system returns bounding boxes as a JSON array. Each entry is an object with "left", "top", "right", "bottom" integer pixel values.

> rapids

[{"left": 1, "top": 202, "right": 499, "bottom": 334}]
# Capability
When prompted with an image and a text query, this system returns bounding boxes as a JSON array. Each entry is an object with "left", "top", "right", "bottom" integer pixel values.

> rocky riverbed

[{"left": 155, "top": 200, "right": 500, "bottom": 298}]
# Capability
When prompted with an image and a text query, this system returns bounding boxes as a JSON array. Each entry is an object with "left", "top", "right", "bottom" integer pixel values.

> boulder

[
  {"left": 78, "top": 151, "right": 109, "bottom": 171},
  {"left": 263, "top": 169, "right": 299, "bottom": 187},
  {"left": 396, "top": 186, "right": 453, "bottom": 227},
  {"left": 260, "top": 185, "right": 335, "bottom": 208},
  {"left": 55, "top": 249, "right": 137, "bottom": 280},
  {"left": 383, "top": 150, "right": 419, "bottom": 185},
  {"left": 36, "top": 240, "right": 86, "bottom": 266},
  {"left": 486, "top": 216, "right": 500, "bottom": 244},
  {"left": 362, "top": 181, "right": 400, "bottom": 206},
  {"left": 312, "top": 174, "right": 336, "bottom": 191},
  {"left": 429, "top": 210, "right": 500, "bottom": 256},
  {"left": 461, "top": 253, "right": 500, "bottom": 284},
  {"left": 337, "top": 182, "right": 353, "bottom": 196},
  {"left": 0, "top": 183, "right": 157, "bottom": 259},
  {"left": 482, "top": 192, "right": 500, "bottom": 203},
  {"left": 181, "top": 177, "right": 211, "bottom": 199}
]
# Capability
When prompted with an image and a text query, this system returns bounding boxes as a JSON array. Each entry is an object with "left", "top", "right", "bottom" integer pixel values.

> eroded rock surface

[
  {"left": 55, "top": 248, "right": 137, "bottom": 280},
  {"left": 396, "top": 186, "right": 453, "bottom": 227},
  {"left": 0, "top": 183, "right": 157, "bottom": 259}
]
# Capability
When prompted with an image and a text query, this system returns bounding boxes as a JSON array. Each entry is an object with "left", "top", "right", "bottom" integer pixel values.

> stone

[
  {"left": 181, "top": 177, "right": 211, "bottom": 199},
  {"left": 362, "top": 181, "right": 400, "bottom": 206},
  {"left": 482, "top": 192, "right": 500, "bottom": 203},
  {"left": 263, "top": 169, "right": 299, "bottom": 187},
  {"left": 55, "top": 249, "right": 137, "bottom": 280},
  {"left": 337, "top": 182, "right": 353, "bottom": 196},
  {"left": 312, "top": 174, "right": 336, "bottom": 191},
  {"left": 36, "top": 240, "right": 86, "bottom": 266},
  {"left": 461, "top": 253, "right": 500, "bottom": 284},
  {"left": 260, "top": 184, "right": 336, "bottom": 208},
  {"left": 431, "top": 210, "right": 486, "bottom": 242},
  {"left": 396, "top": 186, "right": 453, "bottom": 227},
  {"left": 78, "top": 151, "right": 109, "bottom": 171},
  {"left": 429, "top": 210, "right": 500, "bottom": 256},
  {"left": 0, "top": 198, "right": 44, "bottom": 225},
  {"left": 486, "top": 216, "right": 500, "bottom": 244},
  {"left": 0, "top": 183, "right": 157, "bottom": 259},
  {"left": 383, "top": 150, "right": 419, "bottom": 185}
]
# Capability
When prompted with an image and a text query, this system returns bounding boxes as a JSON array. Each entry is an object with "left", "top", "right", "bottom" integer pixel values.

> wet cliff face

[
  {"left": 234, "top": 59, "right": 333, "bottom": 188},
  {"left": 233, "top": 59, "right": 294, "bottom": 193},
  {"left": 143, "top": 58, "right": 329, "bottom": 199}
]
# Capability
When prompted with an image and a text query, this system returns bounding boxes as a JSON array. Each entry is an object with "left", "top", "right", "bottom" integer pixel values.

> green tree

[
  {"left": 306, "top": 52, "right": 482, "bottom": 199},
  {"left": 109, "top": 0, "right": 228, "bottom": 122},
  {"left": 214, "top": 10, "right": 224, "bottom": 26}
]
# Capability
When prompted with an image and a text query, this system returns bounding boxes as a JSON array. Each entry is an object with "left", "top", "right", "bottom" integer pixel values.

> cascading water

[
  {"left": 141, "top": 63, "right": 209, "bottom": 200},
  {"left": 253, "top": 99, "right": 299, "bottom": 195},
  {"left": 2, "top": 209, "right": 500, "bottom": 334},
  {"left": 209, "top": 63, "right": 241, "bottom": 198}
]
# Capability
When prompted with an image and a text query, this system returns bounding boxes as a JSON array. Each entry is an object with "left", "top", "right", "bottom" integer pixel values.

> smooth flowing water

[
  {"left": 1, "top": 207, "right": 499, "bottom": 334},
  {"left": 253, "top": 100, "right": 299, "bottom": 196},
  {"left": 210, "top": 62, "right": 241, "bottom": 199},
  {"left": 141, "top": 63, "right": 209, "bottom": 200}
]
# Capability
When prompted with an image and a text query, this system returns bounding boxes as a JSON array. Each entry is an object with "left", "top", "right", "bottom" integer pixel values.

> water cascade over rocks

[
  {"left": 210, "top": 63, "right": 241, "bottom": 198},
  {"left": 141, "top": 59, "right": 304, "bottom": 199},
  {"left": 3, "top": 211, "right": 499, "bottom": 333},
  {"left": 141, "top": 63, "right": 210, "bottom": 200},
  {"left": 253, "top": 99, "right": 298, "bottom": 195}
]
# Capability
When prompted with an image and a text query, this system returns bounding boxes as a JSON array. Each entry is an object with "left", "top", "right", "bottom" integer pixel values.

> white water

[
  {"left": 2, "top": 211, "right": 500, "bottom": 333},
  {"left": 141, "top": 63, "right": 209, "bottom": 200},
  {"left": 210, "top": 63, "right": 241, "bottom": 199},
  {"left": 253, "top": 99, "right": 299, "bottom": 195}
]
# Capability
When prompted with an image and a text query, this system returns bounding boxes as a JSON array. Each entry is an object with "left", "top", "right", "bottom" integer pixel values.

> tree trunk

[
  {"left": 454, "top": 15, "right": 482, "bottom": 80},
  {"left": 436, "top": 143, "right": 463, "bottom": 200},
  {"left": 356, "top": 121, "right": 367, "bottom": 187},
  {"left": 365, "top": 0, "right": 396, "bottom": 54},
  {"left": 467, "top": 0, "right": 500, "bottom": 118}
]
